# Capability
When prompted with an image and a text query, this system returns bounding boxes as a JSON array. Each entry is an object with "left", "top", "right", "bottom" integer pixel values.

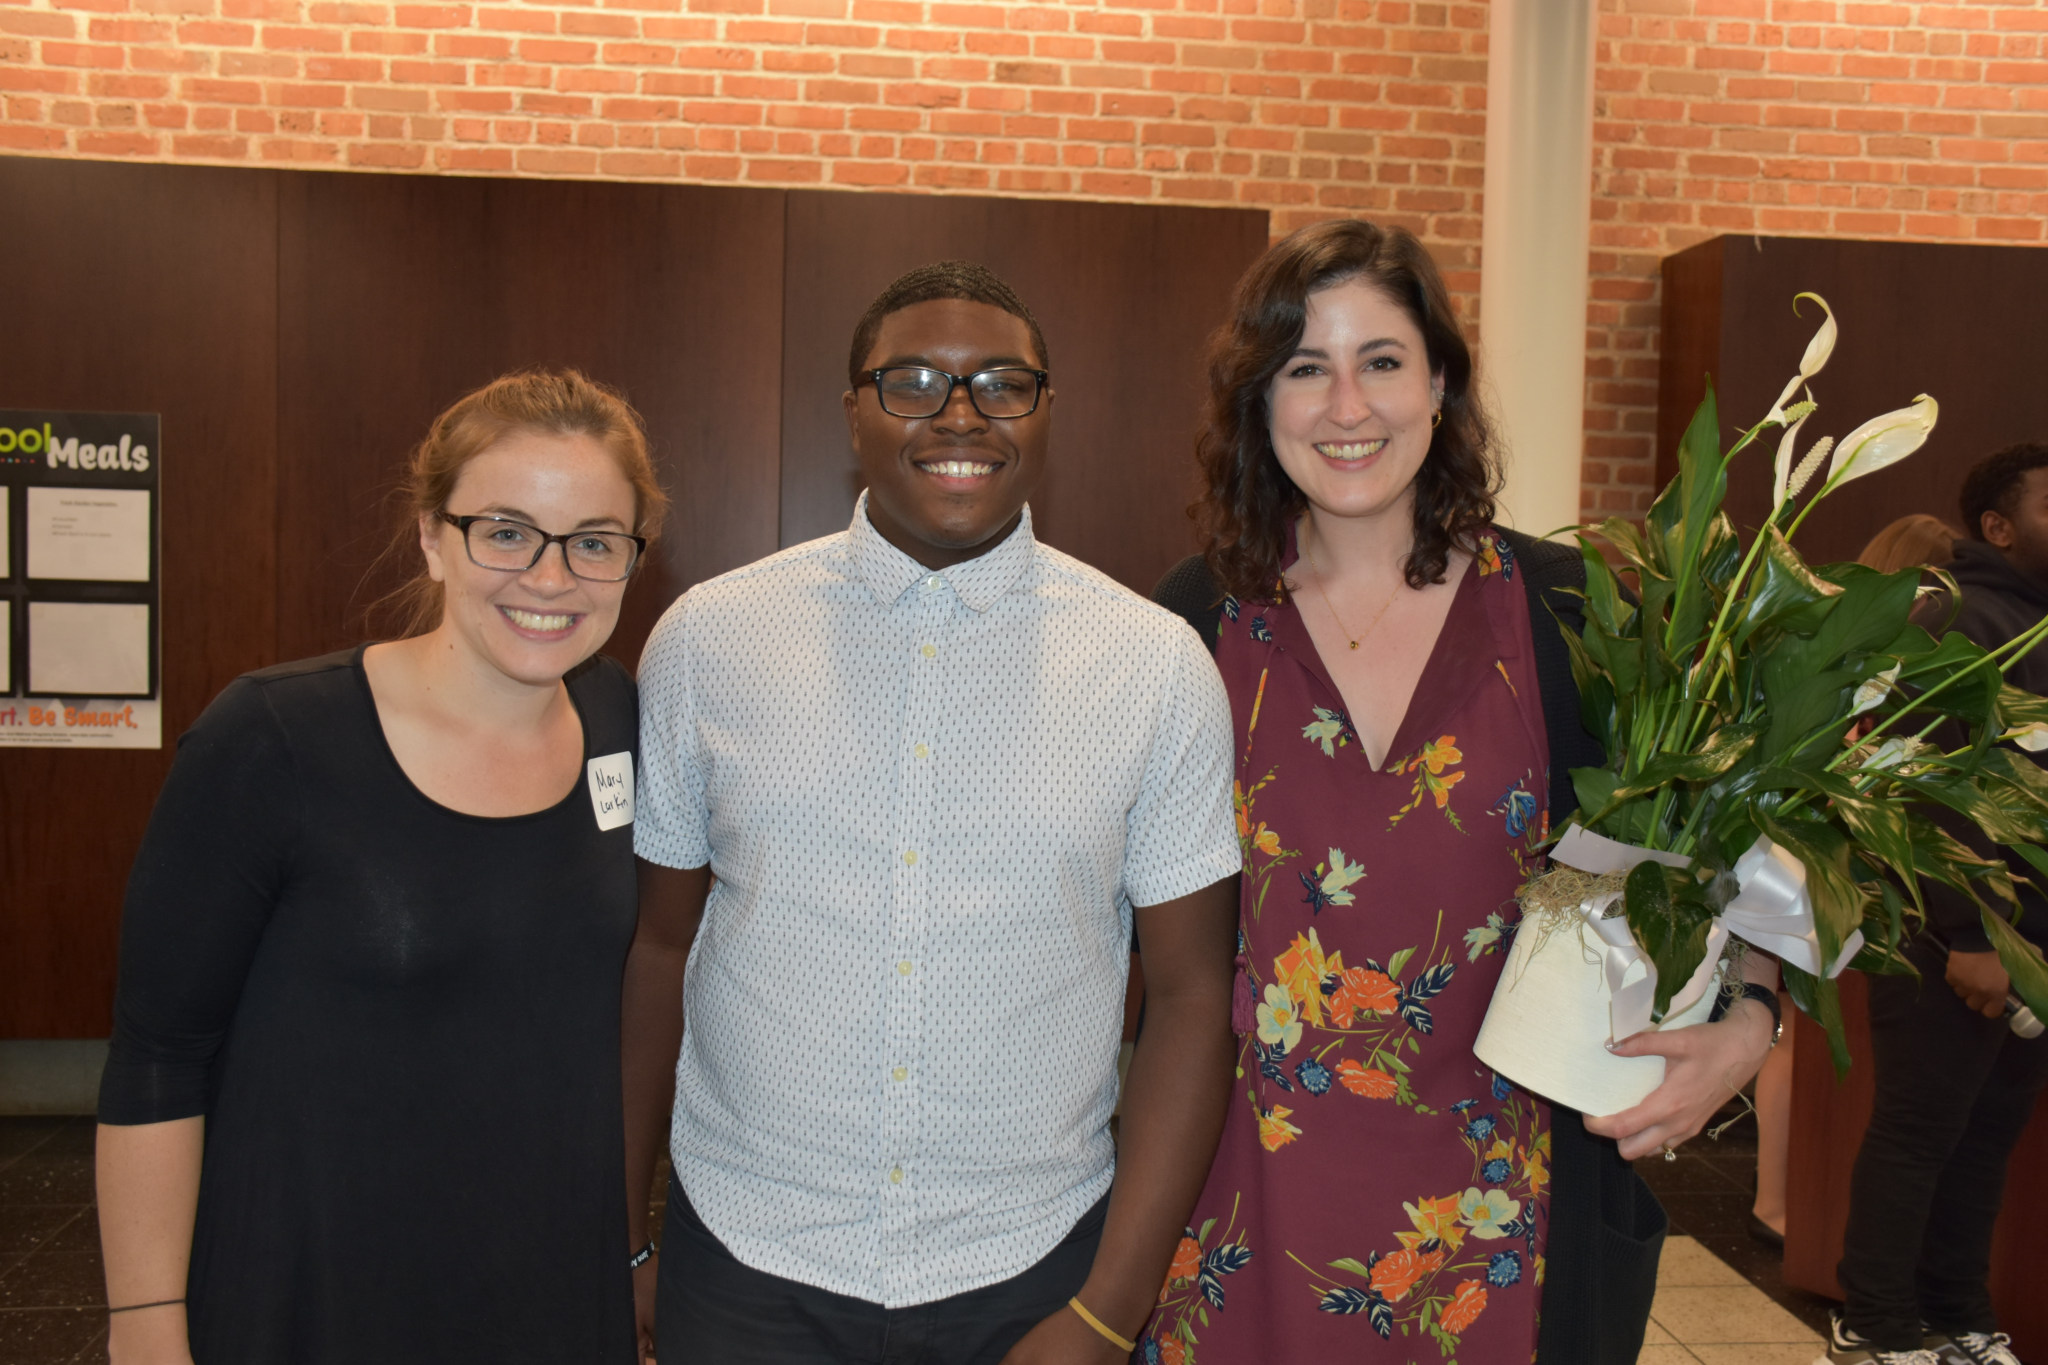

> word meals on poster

[{"left": 0, "top": 410, "right": 161, "bottom": 749}]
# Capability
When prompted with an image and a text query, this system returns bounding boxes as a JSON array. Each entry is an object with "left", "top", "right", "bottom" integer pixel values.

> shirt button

[
  {"left": 897, "top": 960, "right": 913, "bottom": 976},
  {"left": 889, "top": 1166, "right": 904, "bottom": 1184},
  {"left": 913, "top": 743, "right": 928, "bottom": 759},
  {"left": 892, "top": 1066, "right": 908, "bottom": 1082},
  {"left": 924, "top": 575, "right": 940, "bottom": 590},
  {"left": 902, "top": 849, "right": 918, "bottom": 865},
  {"left": 921, "top": 643, "right": 936, "bottom": 658}
]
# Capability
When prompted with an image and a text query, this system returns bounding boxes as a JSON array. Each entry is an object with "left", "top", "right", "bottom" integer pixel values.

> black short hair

[
  {"left": 846, "top": 261, "right": 1048, "bottom": 387},
  {"left": 1959, "top": 442, "right": 2048, "bottom": 540}
]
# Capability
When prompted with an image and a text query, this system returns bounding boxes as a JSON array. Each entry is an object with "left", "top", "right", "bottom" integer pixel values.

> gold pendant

[{"left": 1348, "top": 640, "right": 1359, "bottom": 650}]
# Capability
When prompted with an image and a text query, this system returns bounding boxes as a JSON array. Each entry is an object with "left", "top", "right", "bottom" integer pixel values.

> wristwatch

[{"left": 1710, "top": 981, "right": 1784, "bottom": 1047}]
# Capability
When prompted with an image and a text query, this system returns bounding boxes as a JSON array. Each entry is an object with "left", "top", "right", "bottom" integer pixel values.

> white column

[{"left": 1480, "top": 0, "right": 1599, "bottom": 538}]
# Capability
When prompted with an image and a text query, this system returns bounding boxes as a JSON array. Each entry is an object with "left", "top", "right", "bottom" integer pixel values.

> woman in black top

[{"left": 95, "top": 370, "right": 666, "bottom": 1364}]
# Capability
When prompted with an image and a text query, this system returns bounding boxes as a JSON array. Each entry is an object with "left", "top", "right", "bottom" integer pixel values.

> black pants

[
  {"left": 654, "top": 1176, "right": 1111, "bottom": 1365},
  {"left": 1838, "top": 939, "right": 2048, "bottom": 1350}
]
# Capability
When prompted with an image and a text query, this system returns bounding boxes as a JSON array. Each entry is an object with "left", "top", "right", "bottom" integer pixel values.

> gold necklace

[{"left": 1301, "top": 531, "right": 1401, "bottom": 651}]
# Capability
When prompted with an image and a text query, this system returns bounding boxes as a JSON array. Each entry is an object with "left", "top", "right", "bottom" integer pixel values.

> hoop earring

[{"left": 1432, "top": 409, "right": 1443, "bottom": 429}]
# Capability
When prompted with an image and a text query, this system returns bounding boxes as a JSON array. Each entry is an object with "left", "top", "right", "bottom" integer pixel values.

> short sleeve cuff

[{"left": 1126, "top": 845, "right": 1243, "bottom": 910}]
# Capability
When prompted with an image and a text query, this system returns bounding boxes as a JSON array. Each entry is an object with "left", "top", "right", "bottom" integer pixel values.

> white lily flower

[
  {"left": 1859, "top": 735, "right": 1931, "bottom": 772},
  {"left": 1826, "top": 395, "right": 1938, "bottom": 489},
  {"left": 1766, "top": 293, "right": 1837, "bottom": 423},
  {"left": 2004, "top": 723, "right": 2048, "bottom": 753},
  {"left": 1849, "top": 664, "right": 1901, "bottom": 718},
  {"left": 1773, "top": 408, "right": 1811, "bottom": 507}
]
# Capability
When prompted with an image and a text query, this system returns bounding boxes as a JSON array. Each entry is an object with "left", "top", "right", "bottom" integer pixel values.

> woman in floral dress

[{"left": 1141, "top": 220, "right": 1779, "bottom": 1364}]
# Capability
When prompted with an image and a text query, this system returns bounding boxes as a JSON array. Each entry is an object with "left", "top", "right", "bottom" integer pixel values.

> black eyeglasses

[
  {"left": 439, "top": 513, "right": 646, "bottom": 583},
  {"left": 863, "top": 367, "right": 1050, "bottom": 420}
]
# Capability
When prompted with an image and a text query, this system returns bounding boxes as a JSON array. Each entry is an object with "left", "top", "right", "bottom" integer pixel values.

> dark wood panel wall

[
  {"left": 0, "top": 155, "right": 1268, "bottom": 1038},
  {"left": 1659, "top": 235, "right": 2048, "bottom": 564}
]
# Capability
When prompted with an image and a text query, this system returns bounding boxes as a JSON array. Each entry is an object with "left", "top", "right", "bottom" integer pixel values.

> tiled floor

[
  {"left": 1640, "top": 1235, "right": 1826, "bottom": 1365},
  {"left": 0, "top": 1116, "right": 107, "bottom": 1365},
  {"left": 1634, "top": 1097, "right": 1841, "bottom": 1341},
  {"left": 3, "top": 1110, "right": 1834, "bottom": 1365}
]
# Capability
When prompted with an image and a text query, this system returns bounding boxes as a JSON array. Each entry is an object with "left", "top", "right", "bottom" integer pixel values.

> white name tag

[{"left": 586, "top": 751, "right": 634, "bottom": 831}]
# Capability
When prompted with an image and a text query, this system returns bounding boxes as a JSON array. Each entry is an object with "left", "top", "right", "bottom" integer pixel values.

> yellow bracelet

[{"left": 1068, "top": 1296, "right": 1138, "bottom": 1353}]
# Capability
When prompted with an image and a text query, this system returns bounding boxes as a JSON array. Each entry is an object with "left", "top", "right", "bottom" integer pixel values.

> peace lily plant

[{"left": 1530, "top": 293, "right": 2048, "bottom": 1073}]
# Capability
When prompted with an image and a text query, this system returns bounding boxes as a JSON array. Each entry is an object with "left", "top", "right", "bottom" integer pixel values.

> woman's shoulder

[
  {"left": 192, "top": 649, "right": 361, "bottom": 733},
  {"left": 565, "top": 652, "right": 640, "bottom": 762},
  {"left": 565, "top": 651, "right": 636, "bottom": 711}
]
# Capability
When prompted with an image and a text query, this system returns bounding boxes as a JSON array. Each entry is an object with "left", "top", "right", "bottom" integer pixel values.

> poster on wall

[{"left": 0, "top": 409, "right": 161, "bottom": 748}]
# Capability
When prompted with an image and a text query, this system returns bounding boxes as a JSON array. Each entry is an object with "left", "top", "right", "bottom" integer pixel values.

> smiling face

[
  {"left": 419, "top": 427, "right": 638, "bottom": 688},
  {"left": 1266, "top": 276, "right": 1442, "bottom": 530},
  {"left": 842, "top": 297, "right": 1052, "bottom": 569}
]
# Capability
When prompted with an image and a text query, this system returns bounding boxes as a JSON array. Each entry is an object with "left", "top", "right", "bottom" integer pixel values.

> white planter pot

[{"left": 1474, "top": 913, "right": 1722, "bottom": 1118}]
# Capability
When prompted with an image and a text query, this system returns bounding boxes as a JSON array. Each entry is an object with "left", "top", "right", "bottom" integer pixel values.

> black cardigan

[{"left": 1152, "top": 526, "right": 1665, "bottom": 1365}]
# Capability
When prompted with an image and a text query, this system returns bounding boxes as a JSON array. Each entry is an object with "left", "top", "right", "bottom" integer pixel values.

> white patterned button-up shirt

[{"left": 635, "top": 494, "right": 1239, "bottom": 1308}]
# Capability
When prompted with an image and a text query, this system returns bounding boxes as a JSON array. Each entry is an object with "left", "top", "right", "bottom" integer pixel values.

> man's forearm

[
  {"left": 1070, "top": 975, "right": 1233, "bottom": 1341},
  {"left": 621, "top": 940, "right": 690, "bottom": 1244},
  {"left": 621, "top": 859, "right": 711, "bottom": 1246}
]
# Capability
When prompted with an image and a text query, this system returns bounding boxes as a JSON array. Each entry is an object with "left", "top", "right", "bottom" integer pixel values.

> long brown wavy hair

[{"left": 1194, "top": 219, "right": 1501, "bottom": 602}]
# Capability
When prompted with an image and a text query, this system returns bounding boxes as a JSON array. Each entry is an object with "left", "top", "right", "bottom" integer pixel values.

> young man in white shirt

[{"left": 622, "top": 262, "right": 1241, "bottom": 1364}]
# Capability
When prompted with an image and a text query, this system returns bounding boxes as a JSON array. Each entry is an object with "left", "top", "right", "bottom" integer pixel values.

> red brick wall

[
  {"left": 2, "top": 0, "right": 2042, "bottom": 515},
  {"left": 1588, "top": 0, "right": 2048, "bottom": 515}
]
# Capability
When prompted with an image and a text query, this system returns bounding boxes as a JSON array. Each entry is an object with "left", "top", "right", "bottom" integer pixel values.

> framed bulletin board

[{"left": 0, "top": 408, "right": 161, "bottom": 748}]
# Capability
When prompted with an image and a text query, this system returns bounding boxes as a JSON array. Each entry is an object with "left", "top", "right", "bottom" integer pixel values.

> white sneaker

[
  {"left": 1820, "top": 1310, "right": 1948, "bottom": 1365},
  {"left": 1942, "top": 1330, "right": 2025, "bottom": 1365}
]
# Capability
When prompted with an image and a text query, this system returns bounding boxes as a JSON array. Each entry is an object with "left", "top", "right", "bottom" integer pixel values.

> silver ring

[{"left": 1661, "top": 1144, "right": 1678, "bottom": 1162}]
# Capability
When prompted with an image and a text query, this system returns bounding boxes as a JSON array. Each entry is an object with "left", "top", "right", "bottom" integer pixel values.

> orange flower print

[
  {"left": 1257, "top": 1104, "right": 1302, "bottom": 1152},
  {"left": 1412, "top": 735, "right": 1463, "bottom": 775},
  {"left": 1476, "top": 536, "right": 1503, "bottom": 577},
  {"left": 1367, "top": 1245, "right": 1443, "bottom": 1303},
  {"left": 1336, "top": 1060, "right": 1397, "bottom": 1098},
  {"left": 1400, "top": 1193, "right": 1467, "bottom": 1250},
  {"left": 1389, "top": 735, "right": 1468, "bottom": 831},
  {"left": 1440, "top": 1279, "right": 1489, "bottom": 1335},
  {"left": 1168, "top": 1235, "right": 1202, "bottom": 1283},
  {"left": 1328, "top": 965, "right": 1398, "bottom": 1024},
  {"left": 1158, "top": 1337, "right": 1188, "bottom": 1365},
  {"left": 1233, "top": 781, "right": 1284, "bottom": 858}
]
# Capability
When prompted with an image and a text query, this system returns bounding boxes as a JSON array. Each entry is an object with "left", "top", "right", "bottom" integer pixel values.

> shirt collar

[{"left": 848, "top": 489, "right": 1037, "bottom": 613}]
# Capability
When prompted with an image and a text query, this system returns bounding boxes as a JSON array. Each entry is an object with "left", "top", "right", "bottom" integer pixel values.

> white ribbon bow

[{"left": 1549, "top": 825, "right": 1863, "bottom": 1041}]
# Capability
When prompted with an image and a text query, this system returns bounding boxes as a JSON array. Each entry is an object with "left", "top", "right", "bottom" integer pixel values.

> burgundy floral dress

[{"left": 1141, "top": 533, "right": 1553, "bottom": 1365}]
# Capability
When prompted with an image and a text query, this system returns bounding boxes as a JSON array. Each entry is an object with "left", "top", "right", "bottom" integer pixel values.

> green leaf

[
  {"left": 1828, "top": 792, "right": 1922, "bottom": 915},
  {"left": 1782, "top": 962, "right": 1851, "bottom": 1077},
  {"left": 1804, "top": 562, "right": 1923, "bottom": 666},
  {"left": 1570, "top": 767, "right": 1620, "bottom": 830},
  {"left": 1578, "top": 534, "right": 1630, "bottom": 638},
  {"left": 2001, "top": 840, "right": 2048, "bottom": 888},
  {"left": 1904, "top": 812, "right": 2014, "bottom": 905},
  {"left": 1982, "top": 906, "right": 2048, "bottom": 1019},
  {"left": 1328, "top": 1257, "right": 1374, "bottom": 1278},
  {"left": 1601, "top": 723, "right": 1762, "bottom": 809},
  {"left": 1895, "top": 769, "right": 2048, "bottom": 850},
  {"left": 1621, "top": 860, "right": 1718, "bottom": 1022},
  {"left": 1735, "top": 527, "right": 1840, "bottom": 650},
  {"left": 1387, "top": 946, "right": 1416, "bottom": 979},
  {"left": 1994, "top": 683, "right": 2048, "bottom": 731}
]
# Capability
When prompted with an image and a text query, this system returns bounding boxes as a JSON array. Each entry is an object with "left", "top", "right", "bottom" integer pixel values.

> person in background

[
  {"left": 95, "top": 371, "right": 660, "bottom": 1364},
  {"left": 1149, "top": 219, "right": 1782, "bottom": 1365},
  {"left": 1861, "top": 514, "right": 1965, "bottom": 577},
  {"left": 1826, "top": 449, "right": 2048, "bottom": 1365},
  {"left": 1751, "top": 514, "right": 1965, "bottom": 1249},
  {"left": 621, "top": 262, "right": 1241, "bottom": 1364}
]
